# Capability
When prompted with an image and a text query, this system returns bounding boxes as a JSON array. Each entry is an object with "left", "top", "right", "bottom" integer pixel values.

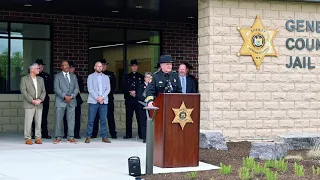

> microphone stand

[{"left": 143, "top": 106, "right": 159, "bottom": 175}]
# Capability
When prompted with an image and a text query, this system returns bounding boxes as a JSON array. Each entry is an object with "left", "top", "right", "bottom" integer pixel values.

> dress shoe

[
  {"left": 74, "top": 136, "right": 81, "bottom": 139},
  {"left": 111, "top": 135, "right": 117, "bottom": 139},
  {"left": 53, "top": 139, "right": 61, "bottom": 144},
  {"left": 123, "top": 136, "right": 132, "bottom": 139},
  {"left": 102, "top": 138, "right": 111, "bottom": 143},
  {"left": 91, "top": 136, "right": 97, "bottom": 139},
  {"left": 143, "top": 139, "right": 146, "bottom": 143},
  {"left": 35, "top": 138, "right": 42, "bottom": 144},
  {"left": 85, "top": 137, "right": 91, "bottom": 143},
  {"left": 68, "top": 139, "right": 77, "bottom": 143},
  {"left": 25, "top": 139, "right": 33, "bottom": 145}
]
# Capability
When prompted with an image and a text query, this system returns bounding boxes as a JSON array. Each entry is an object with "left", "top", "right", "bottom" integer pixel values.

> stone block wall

[
  {"left": 0, "top": 94, "right": 139, "bottom": 135},
  {"left": 199, "top": 0, "right": 320, "bottom": 140}
]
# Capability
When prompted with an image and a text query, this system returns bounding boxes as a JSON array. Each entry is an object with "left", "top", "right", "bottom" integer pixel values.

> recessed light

[
  {"left": 136, "top": 5, "right": 143, "bottom": 8},
  {"left": 24, "top": 4, "right": 32, "bottom": 7},
  {"left": 112, "top": 10, "right": 119, "bottom": 13},
  {"left": 188, "top": 16, "right": 194, "bottom": 19}
]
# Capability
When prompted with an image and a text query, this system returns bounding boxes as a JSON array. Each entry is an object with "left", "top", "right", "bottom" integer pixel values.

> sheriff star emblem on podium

[
  {"left": 172, "top": 102, "right": 194, "bottom": 130},
  {"left": 237, "top": 15, "right": 278, "bottom": 70}
]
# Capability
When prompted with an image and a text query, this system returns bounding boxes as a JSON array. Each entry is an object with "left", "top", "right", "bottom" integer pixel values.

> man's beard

[{"left": 96, "top": 70, "right": 102, "bottom": 73}]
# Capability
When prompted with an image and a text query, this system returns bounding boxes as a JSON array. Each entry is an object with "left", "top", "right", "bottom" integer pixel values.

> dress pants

[
  {"left": 92, "top": 101, "right": 117, "bottom": 137},
  {"left": 64, "top": 104, "right": 81, "bottom": 137},
  {"left": 55, "top": 105, "right": 75, "bottom": 140},
  {"left": 125, "top": 99, "right": 141, "bottom": 138},
  {"left": 31, "top": 97, "right": 49, "bottom": 137},
  {"left": 137, "top": 104, "right": 147, "bottom": 140},
  {"left": 25, "top": 108, "right": 42, "bottom": 139}
]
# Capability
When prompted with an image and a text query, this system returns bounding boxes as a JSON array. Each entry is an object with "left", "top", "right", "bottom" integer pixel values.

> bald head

[{"left": 94, "top": 61, "right": 103, "bottom": 73}]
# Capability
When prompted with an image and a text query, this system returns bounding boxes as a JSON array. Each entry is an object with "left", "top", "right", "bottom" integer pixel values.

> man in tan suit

[{"left": 20, "top": 63, "right": 46, "bottom": 145}]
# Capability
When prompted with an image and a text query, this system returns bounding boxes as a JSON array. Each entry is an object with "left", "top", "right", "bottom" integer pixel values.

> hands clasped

[
  {"left": 64, "top": 96, "right": 73, "bottom": 103},
  {"left": 96, "top": 96, "right": 104, "bottom": 104},
  {"left": 129, "top": 90, "right": 136, "bottom": 97},
  {"left": 32, "top": 99, "right": 42, "bottom": 105}
]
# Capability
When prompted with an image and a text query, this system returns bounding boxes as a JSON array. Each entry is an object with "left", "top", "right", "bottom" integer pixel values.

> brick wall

[
  {"left": 199, "top": 0, "right": 320, "bottom": 140},
  {"left": 0, "top": 10, "right": 198, "bottom": 133},
  {"left": 0, "top": 10, "right": 198, "bottom": 87}
]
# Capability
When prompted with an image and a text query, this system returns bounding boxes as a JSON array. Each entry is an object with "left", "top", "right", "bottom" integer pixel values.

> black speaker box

[{"left": 128, "top": 156, "right": 141, "bottom": 176}]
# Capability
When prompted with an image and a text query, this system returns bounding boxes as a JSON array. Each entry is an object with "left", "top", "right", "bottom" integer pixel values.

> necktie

[
  {"left": 65, "top": 73, "right": 69, "bottom": 84},
  {"left": 182, "top": 77, "right": 186, "bottom": 93}
]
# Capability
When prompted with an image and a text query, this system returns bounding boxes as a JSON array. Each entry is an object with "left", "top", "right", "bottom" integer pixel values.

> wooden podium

[{"left": 152, "top": 93, "right": 200, "bottom": 168}]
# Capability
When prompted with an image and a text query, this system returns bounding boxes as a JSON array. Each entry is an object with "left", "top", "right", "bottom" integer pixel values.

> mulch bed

[{"left": 139, "top": 141, "right": 320, "bottom": 180}]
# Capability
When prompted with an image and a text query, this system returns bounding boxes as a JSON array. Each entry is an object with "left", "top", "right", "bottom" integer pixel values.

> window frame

[
  {"left": 0, "top": 21, "right": 53, "bottom": 94},
  {"left": 88, "top": 26, "right": 163, "bottom": 94}
]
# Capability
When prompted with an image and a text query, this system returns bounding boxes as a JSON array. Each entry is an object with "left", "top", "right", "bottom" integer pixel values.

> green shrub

[
  {"left": 265, "top": 168, "right": 278, "bottom": 180},
  {"left": 293, "top": 162, "right": 304, "bottom": 177},
  {"left": 184, "top": 172, "right": 197, "bottom": 179},
  {"left": 264, "top": 159, "right": 288, "bottom": 172},
  {"left": 312, "top": 165, "right": 320, "bottom": 176},
  {"left": 242, "top": 157, "right": 256, "bottom": 169},
  {"left": 219, "top": 162, "right": 232, "bottom": 175},
  {"left": 238, "top": 167, "right": 252, "bottom": 180},
  {"left": 252, "top": 163, "right": 266, "bottom": 175}
]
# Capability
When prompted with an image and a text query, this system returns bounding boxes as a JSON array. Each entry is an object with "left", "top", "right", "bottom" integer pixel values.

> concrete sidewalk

[{"left": 0, "top": 133, "right": 218, "bottom": 180}]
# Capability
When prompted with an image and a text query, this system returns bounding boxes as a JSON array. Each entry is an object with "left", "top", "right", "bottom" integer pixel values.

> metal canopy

[{"left": 0, "top": 0, "right": 197, "bottom": 23}]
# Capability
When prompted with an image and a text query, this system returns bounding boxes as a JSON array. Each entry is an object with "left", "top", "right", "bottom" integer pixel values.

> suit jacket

[
  {"left": 20, "top": 75, "right": 46, "bottom": 109},
  {"left": 180, "top": 76, "right": 197, "bottom": 93},
  {"left": 186, "top": 76, "right": 197, "bottom": 93},
  {"left": 54, "top": 71, "right": 79, "bottom": 108},
  {"left": 188, "top": 74, "right": 198, "bottom": 92}
]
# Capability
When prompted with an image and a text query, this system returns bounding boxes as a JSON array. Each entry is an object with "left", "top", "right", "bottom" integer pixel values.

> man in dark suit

[
  {"left": 182, "top": 62, "right": 198, "bottom": 93},
  {"left": 136, "top": 72, "right": 152, "bottom": 143},
  {"left": 178, "top": 63, "right": 196, "bottom": 93},
  {"left": 121, "top": 59, "right": 144, "bottom": 139},
  {"left": 92, "top": 59, "right": 117, "bottom": 139},
  {"left": 63, "top": 61, "right": 84, "bottom": 139}
]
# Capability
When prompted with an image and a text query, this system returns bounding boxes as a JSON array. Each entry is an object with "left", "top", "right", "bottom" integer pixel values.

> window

[
  {"left": 88, "top": 27, "right": 161, "bottom": 93},
  {"left": 0, "top": 22, "right": 51, "bottom": 92}
]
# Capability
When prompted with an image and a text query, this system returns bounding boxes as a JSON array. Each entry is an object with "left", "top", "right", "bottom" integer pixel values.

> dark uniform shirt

[
  {"left": 75, "top": 74, "right": 84, "bottom": 105},
  {"left": 122, "top": 72, "right": 144, "bottom": 100},
  {"left": 145, "top": 70, "right": 182, "bottom": 103},
  {"left": 103, "top": 70, "right": 116, "bottom": 102},
  {"left": 37, "top": 71, "right": 54, "bottom": 95}
]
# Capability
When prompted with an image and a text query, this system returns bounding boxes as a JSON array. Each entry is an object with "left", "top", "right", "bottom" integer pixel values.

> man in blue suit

[{"left": 178, "top": 63, "right": 196, "bottom": 93}]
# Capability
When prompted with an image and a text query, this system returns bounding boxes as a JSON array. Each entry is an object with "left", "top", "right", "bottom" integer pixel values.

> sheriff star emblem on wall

[
  {"left": 237, "top": 15, "right": 278, "bottom": 70},
  {"left": 172, "top": 102, "right": 194, "bottom": 130}
]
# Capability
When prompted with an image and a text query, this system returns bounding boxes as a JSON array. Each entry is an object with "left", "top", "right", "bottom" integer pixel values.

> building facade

[
  {"left": 199, "top": 0, "right": 320, "bottom": 140},
  {"left": 0, "top": 0, "right": 198, "bottom": 133},
  {"left": 1, "top": 0, "right": 319, "bottom": 141}
]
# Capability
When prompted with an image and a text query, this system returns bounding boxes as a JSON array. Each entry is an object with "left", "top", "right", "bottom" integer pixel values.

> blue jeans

[{"left": 86, "top": 103, "right": 108, "bottom": 138}]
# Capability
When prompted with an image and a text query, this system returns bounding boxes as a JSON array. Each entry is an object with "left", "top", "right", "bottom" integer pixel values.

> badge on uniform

[
  {"left": 174, "top": 79, "right": 176, "bottom": 82},
  {"left": 159, "top": 81, "right": 163, "bottom": 84}
]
